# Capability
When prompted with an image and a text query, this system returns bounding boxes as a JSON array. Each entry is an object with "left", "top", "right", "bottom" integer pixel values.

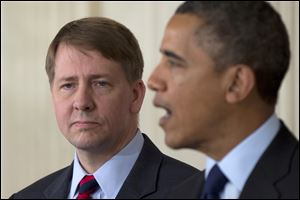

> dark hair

[
  {"left": 176, "top": 1, "right": 290, "bottom": 105},
  {"left": 46, "top": 17, "right": 144, "bottom": 84}
]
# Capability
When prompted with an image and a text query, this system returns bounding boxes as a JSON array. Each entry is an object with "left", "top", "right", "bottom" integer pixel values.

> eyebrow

[
  {"left": 57, "top": 74, "right": 111, "bottom": 83},
  {"left": 160, "top": 49, "right": 186, "bottom": 63},
  {"left": 57, "top": 76, "right": 78, "bottom": 83}
]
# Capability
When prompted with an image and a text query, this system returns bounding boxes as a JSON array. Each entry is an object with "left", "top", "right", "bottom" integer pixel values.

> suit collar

[
  {"left": 43, "top": 163, "right": 73, "bottom": 198},
  {"left": 116, "top": 134, "right": 163, "bottom": 199},
  {"left": 240, "top": 121, "right": 298, "bottom": 199}
]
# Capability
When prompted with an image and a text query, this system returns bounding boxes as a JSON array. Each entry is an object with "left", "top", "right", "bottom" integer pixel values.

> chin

[
  {"left": 165, "top": 130, "right": 199, "bottom": 150},
  {"left": 69, "top": 134, "right": 104, "bottom": 151},
  {"left": 164, "top": 133, "right": 185, "bottom": 149},
  {"left": 72, "top": 140, "right": 95, "bottom": 150}
]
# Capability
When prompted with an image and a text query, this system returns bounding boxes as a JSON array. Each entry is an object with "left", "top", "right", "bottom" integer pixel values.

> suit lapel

[
  {"left": 43, "top": 163, "right": 73, "bottom": 199},
  {"left": 116, "top": 134, "right": 163, "bottom": 199},
  {"left": 240, "top": 122, "right": 298, "bottom": 199}
]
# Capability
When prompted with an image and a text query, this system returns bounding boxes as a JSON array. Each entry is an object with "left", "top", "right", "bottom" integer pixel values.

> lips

[
  {"left": 71, "top": 121, "right": 100, "bottom": 129},
  {"left": 153, "top": 97, "right": 173, "bottom": 127},
  {"left": 159, "top": 108, "right": 172, "bottom": 126}
]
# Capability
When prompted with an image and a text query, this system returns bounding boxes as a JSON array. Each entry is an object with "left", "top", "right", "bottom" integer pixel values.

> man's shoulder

[
  {"left": 240, "top": 121, "right": 299, "bottom": 199},
  {"left": 160, "top": 153, "right": 202, "bottom": 178},
  {"left": 117, "top": 134, "right": 204, "bottom": 198},
  {"left": 10, "top": 165, "right": 72, "bottom": 199},
  {"left": 142, "top": 134, "right": 204, "bottom": 191},
  {"left": 141, "top": 133, "right": 202, "bottom": 177}
]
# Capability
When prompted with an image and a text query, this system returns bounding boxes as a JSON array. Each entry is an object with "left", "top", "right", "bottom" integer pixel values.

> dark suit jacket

[
  {"left": 10, "top": 134, "right": 203, "bottom": 199},
  {"left": 167, "top": 121, "right": 299, "bottom": 199}
]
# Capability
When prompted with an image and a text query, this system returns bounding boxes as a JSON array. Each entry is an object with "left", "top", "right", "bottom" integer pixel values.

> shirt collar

[
  {"left": 205, "top": 114, "right": 280, "bottom": 191},
  {"left": 69, "top": 129, "right": 144, "bottom": 198}
]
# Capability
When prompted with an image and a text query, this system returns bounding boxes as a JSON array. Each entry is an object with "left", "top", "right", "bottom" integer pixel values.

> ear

[
  {"left": 130, "top": 80, "right": 146, "bottom": 113},
  {"left": 224, "top": 65, "right": 255, "bottom": 104}
]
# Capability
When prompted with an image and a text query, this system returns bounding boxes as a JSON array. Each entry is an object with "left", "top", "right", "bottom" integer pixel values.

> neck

[{"left": 200, "top": 104, "right": 274, "bottom": 161}]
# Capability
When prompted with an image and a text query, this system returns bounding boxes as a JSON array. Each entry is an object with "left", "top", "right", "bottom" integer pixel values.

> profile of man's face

[
  {"left": 148, "top": 14, "right": 228, "bottom": 150},
  {"left": 51, "top": 43, "right": 138, "bottom": 154}
]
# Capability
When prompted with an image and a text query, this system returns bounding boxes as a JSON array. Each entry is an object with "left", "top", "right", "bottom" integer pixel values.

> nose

[
  {"left": 147, "top": 65, "right": 167, "bottom": 92},
  {"left": 73, "top": 86, "right": 95, "bottom": 112}
]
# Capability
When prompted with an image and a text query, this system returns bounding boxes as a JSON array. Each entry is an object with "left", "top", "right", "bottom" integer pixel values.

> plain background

[{"left": 1, "top": 1, "right": 299, "bottom": 198}]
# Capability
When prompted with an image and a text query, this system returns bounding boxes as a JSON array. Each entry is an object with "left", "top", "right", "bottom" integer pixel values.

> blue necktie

[{"left": 201, "top": 164, "right": 228, "bottom": 199}]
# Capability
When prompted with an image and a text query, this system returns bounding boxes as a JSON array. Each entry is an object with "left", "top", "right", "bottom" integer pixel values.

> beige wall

[{"left": 1, "top": 1, "right": 299, "bottom": 198}]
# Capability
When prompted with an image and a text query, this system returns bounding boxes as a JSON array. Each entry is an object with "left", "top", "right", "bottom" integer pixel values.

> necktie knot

[
  {"left": 77, "top": 175, "right": 99, "bottom": 199},
  {"left": 201, "top": 164, "right": 228, "bottom": 199}
]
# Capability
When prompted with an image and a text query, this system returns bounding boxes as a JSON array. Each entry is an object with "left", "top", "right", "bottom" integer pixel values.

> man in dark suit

[
  {"left": 10, "top": 134, "right": 202, "bottom": 199},
  {"left": 10, "top": 17, "right": 202, "bottom": 199},
  {"left": 148, "top": 1, "right": 299, "bottom": 199}
]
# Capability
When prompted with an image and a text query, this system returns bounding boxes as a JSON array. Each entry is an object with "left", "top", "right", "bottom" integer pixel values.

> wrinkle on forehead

[
  {"left": 53, "top": 43, "right": 123, "bottom": 84},
  {"left": 55, "top": 43, "right": 100, "bottom": 68}
]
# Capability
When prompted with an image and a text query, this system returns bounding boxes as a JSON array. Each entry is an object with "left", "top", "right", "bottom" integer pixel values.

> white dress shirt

[{"left": 68, "top": 130, "right": 144, "bottom": 199}]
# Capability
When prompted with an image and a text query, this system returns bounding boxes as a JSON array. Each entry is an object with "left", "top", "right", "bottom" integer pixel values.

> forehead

[
  {"left": 54, "top": 44, "right": 124, "bottom": 79},
  {"left": 161, "top": 14, "right": 201, "bottom": 50}
]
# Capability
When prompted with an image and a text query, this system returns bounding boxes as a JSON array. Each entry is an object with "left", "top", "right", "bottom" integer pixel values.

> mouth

[
  {"left": 71, "top": 121, "right": 100, "bottom": 129},
  {"left": 159, "top": 107, "right": 172, "bottom": 126},
  {"left": 153, "top": 99, "right": 173, "bottom": 127}
]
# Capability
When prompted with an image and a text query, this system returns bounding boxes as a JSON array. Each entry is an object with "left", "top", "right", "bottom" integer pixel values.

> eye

[
  {"left": 93, "top": 80, "right": 110, "bottom": 87},
  {"left": 167, "top": 59, "right": 181, "bottom": 68},
  {"left": 61, "top": 83, "right": 75, "bottom": 90}
]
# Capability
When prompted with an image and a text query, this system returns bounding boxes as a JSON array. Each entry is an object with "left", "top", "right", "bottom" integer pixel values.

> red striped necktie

[{"left": 77, "top": 175, "right": 99, "bottom": 199}]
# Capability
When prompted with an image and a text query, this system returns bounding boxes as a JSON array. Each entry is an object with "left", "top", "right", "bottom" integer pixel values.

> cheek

[
  {"left": 53, "top": 99, "right": 71, "bottom": 129},
  {"left": 98, "top": 96, "right": 131, "bottom": 121},
  {"left": 176, "top": 96, "right": 198, "bottom": 129},
  {"left": 176, "top": 78, "right": 223, "bottom": 124}
]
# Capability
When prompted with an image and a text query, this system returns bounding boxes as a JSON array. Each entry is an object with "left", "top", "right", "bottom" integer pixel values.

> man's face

[
  {"left": 52, "top": 44, "right": 143, "bottom": 154},
  {"left": 148, "top": 14, "right": 228, "bottom": 150}
]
